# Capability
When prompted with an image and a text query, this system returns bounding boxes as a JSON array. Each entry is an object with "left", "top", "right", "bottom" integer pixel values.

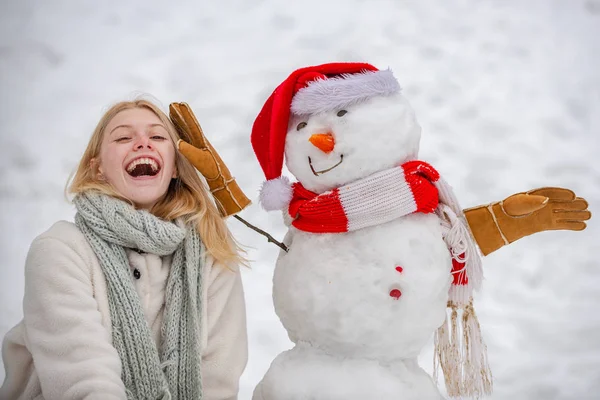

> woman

[{"left": 0, "top": 99, "right": 248, "bottom": 399}]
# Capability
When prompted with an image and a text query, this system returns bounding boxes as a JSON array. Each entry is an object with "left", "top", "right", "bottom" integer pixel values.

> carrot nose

[{"left": 309, "top": 133, "right": 335, "bottom": 153}]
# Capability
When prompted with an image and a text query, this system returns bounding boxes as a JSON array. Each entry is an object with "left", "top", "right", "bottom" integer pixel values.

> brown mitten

[
  {"left": 464, "top": 187, "right": 591, "bottom": 256},
  {"left": 169, "top": 102, "right": 251, "bottom": 217}
]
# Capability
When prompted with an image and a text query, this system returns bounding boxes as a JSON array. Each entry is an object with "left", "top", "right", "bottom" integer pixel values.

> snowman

[{"left": 250, "top": 63, "right": 493, "bottom": 400}]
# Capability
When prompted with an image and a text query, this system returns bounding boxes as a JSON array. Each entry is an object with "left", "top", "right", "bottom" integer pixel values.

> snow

[{"left": 1, "top": 0, "right": 599, "bottom": 399}]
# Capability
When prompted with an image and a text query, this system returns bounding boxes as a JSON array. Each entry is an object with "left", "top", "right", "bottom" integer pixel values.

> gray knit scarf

[{"left": 74, "top": 192, "right": 203, "bottom": 400}]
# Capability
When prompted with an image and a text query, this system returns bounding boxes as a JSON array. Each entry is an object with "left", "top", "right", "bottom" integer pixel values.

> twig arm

[{"left": 233, "top": 215, "right": 289, "bottom": 252}]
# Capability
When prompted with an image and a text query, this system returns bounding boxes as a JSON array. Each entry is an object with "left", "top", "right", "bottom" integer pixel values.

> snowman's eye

[
  {"left": 296, "top": 122, "right": 307, "bottom": 131},
  {"left": 336, "top": 110, "right": 348, "bottom": 117}
]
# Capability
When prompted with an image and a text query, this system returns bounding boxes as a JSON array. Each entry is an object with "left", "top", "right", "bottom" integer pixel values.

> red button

[
  {"left": 389, "top": 289, "right": 402, "bottom": 299},
  {"left": 395, "top": 266, "right": 403, "bottom": 273}
]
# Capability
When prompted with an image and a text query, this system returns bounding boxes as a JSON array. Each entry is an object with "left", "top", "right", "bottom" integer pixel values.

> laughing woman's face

[{"left": 96, "top": 107, "right": 177, "bottom": 209}]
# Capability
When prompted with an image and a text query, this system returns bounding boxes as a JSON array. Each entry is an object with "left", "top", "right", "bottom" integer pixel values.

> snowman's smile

[{"left": 308, "top": 154, "right": 344, "bottom": 176}]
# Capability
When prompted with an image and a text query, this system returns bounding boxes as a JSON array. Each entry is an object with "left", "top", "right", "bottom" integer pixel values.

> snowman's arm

[
  {"left": 463, "top": 187, "right": 591, "bottom": 256},
  {"left": 169, "top": 102, "right": 252, "bottom": 217}
]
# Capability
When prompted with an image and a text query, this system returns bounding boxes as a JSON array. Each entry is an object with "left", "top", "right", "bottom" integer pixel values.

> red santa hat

[{"left": 251, "top": 62, "right": 401, "bottom": 210}]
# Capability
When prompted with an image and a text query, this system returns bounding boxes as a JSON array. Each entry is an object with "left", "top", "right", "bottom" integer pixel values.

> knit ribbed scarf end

[{"left": 73, "top": 192, "right": 203, "bottom": 400}]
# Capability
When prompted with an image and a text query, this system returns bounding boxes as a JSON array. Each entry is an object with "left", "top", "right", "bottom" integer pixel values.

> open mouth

[
  {"left": 126, "top": 157, "right": 161, "bottom": 178},
  {"left": 308, "top": 154, "right": 344, "bottom": 176}
]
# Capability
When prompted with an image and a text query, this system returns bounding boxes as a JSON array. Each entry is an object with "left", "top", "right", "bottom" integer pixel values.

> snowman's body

[
  {"left": 254, "top": 214, "right": 451, "bottom": 399},
  {"left": 253, "top": 72, "right": 457, "bottom": 399},
  {"left": 275, "top": 214, "right": 450, "bottom": 361}
]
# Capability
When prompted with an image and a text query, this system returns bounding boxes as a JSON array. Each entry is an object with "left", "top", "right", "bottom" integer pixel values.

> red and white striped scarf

[
  {"left": 289, "top": 160, "right": 439, "bottom": 233},
  {"left": 287, "top": 160, "right": 491, "bottom": 397}
]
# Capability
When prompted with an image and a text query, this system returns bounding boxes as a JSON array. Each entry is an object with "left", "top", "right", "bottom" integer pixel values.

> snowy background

[{"left": 1, "top": 0, "right": 599, "bottom": 399}]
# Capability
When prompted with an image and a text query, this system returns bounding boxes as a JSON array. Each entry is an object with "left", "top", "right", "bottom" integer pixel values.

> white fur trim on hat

[
  {"left": 291, "top": 69, "right": 401, "bottom": 115},
  {"left": 260, "top": 176, "right": 293, "bottom": 211}
]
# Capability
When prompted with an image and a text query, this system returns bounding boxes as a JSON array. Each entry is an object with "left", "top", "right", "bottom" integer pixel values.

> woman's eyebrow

[
  {"left": 148, "top": 123, "right": 167, "bottom": 131},
  {"left": 110, "top": 123, "right": 165, "bottom": 135},
  {"left": 109, "top": 124, "right": 132, "bottom": 135}
]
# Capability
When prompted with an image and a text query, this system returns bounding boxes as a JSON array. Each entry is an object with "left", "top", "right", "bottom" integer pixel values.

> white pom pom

[{"left": 260, "top": 176, "right": 293, "bottom": 211}]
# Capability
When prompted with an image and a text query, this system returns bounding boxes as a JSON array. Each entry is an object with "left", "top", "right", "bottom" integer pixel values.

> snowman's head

[
  {"left": 285, "top": 79, "right": 421, "bottom": 193},
  {"left": 252, "top": 63, "right": 423, "bottom": 209}
]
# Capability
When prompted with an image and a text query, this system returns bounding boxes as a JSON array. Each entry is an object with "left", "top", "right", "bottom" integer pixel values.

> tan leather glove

[
  {"left": 464, "top": 187, "right": 591, "bottom": 256},
  {"left": 169, "top": 102, "right": 251, "bottom": 217}
]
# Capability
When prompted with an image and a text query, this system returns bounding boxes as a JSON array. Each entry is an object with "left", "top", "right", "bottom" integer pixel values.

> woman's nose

[{"left": 134, "top": 135, "right": 153, "bottom": 150}]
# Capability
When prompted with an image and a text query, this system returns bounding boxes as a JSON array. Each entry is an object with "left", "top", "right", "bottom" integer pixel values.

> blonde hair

[{"left": 67, "top": 98, "right": 246, "bottom": 267}]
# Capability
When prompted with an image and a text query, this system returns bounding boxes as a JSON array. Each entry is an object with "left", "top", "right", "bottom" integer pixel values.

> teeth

[{"left": 126, "top": 157, "right": 159, "bottom": 173}]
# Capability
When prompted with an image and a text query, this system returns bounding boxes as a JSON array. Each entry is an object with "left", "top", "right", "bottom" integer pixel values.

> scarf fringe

[
  {"left": 434, "top": 301, "right": 493, "bottom": 399},
  {"left": 433, "top": 178, "right": 492, "bottom": 398},
  {"left": 435, "top": 178, "right": 484, "bottom": 295}
]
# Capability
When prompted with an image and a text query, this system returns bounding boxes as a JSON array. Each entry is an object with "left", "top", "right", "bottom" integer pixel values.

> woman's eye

[
  {"left": 296, "top": 122, "right": 307, "bottom": 131},
  {"left": 336, "top": 110, "right": 348, "bottom": 117},
  {"left": 151, "top": 135, "right": 167, "bottom": 140},
  {"left": 115, "top": 137, "right": 130, "bottom": 142}
]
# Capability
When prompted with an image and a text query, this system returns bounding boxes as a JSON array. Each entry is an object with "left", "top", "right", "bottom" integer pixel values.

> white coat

[{"left": 0, "top": 221, "right": 247, "bottom": 400}]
